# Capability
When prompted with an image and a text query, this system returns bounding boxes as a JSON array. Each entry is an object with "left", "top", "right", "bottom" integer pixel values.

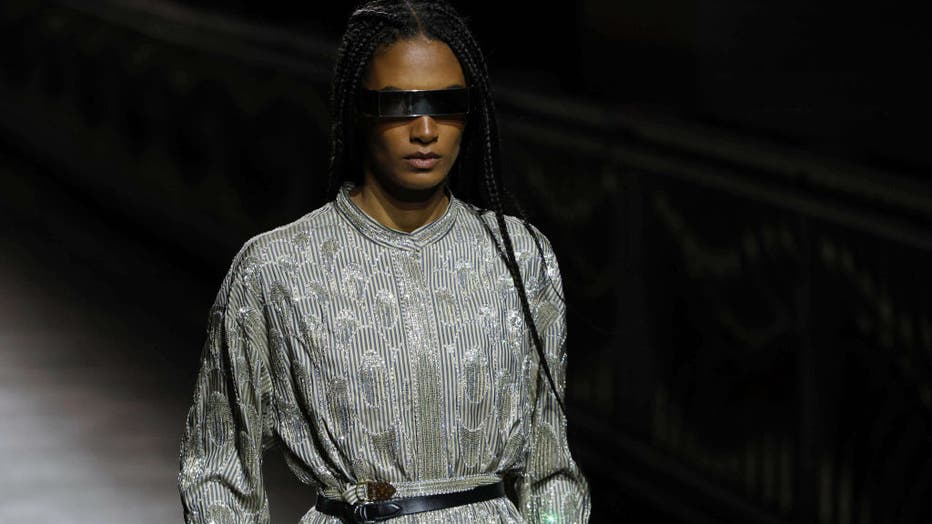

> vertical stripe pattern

[{"left": 178, "top": 182, "right": 591, "bottom": 523}]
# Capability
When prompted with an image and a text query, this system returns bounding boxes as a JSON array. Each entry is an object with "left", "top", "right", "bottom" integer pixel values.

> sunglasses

[{"left": 356, "top": 87, "right": 473, "bottom": 119}]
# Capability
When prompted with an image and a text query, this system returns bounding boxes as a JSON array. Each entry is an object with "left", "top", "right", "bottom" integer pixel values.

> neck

[{"left": 348, "top": 175, "right": 450, "bottom": 233}]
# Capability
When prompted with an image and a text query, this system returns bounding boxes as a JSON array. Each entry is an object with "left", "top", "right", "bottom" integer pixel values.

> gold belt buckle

[
  {"left": 350, "top": 481, "right": 399, "bottom": 523},
  {"left": 365, "top": 480, "right": 397, "bottom": 501}
]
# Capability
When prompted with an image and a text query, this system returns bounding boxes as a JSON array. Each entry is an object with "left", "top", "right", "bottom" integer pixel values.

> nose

[{"left": 409, "top": 115, "right": 439, "bottom": 144}]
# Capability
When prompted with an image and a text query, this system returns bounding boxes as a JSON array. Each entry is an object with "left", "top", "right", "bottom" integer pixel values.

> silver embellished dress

[{"left": 178, "top": 182, "right": 591, "bottom": 523}]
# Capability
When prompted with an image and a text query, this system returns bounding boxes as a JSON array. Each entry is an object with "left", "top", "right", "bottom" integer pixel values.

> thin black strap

[{"left": 316, "top": 481, "right": 505, "bottom": 523}]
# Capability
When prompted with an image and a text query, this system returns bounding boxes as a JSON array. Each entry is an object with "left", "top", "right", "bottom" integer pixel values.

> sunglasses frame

[{"left": 356, "top": 87, "right": 473, "bottom": 119}]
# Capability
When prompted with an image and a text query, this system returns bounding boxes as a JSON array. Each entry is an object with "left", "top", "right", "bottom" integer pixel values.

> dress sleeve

[
  {"left": 516, "top": 229, "right": 592, "bottom": 523},
  {"left": 178, "top": 242, "right": 277, "bottom": 523}
]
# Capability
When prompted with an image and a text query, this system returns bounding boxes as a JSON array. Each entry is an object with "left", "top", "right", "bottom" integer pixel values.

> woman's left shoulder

[
  {"left": 499, "top": 214, "right": 555, "bottom": 256},
  {"left": 458, "top": 204, "right": 558, "bottom": 265}
]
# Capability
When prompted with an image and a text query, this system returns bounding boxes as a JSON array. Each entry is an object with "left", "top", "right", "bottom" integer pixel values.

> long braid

[
  {"left": 328, "top": 0, "right": 568, "bottom": 415},
  {"left": 479, "top": 105, "right": 567, "bottom": 415},
  {"left": 432, "top": 16, "right": 568, "bottom": 414}
]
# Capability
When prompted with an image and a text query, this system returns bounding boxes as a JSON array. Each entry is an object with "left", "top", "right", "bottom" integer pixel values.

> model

[{"left": 178, "top": 1, "right": 591, "bottom": 522}]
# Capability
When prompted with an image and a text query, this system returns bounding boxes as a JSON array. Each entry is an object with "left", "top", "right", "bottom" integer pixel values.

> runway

[{"left": 0, "top": 152, "right": 313, "bottom": 522}]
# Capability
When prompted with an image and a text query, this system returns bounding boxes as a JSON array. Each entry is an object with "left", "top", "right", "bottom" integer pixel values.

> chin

[
  {"left": 363, "top": 159, "right": 452, "bottom": 199},
  {"left": 388, "top": 169, "right": 449, "bottom": 193}
]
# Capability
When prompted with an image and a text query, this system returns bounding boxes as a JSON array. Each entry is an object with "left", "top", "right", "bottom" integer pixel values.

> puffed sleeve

[
  {"left": 516, "top": 229, "right": 592, "bottom": 523},
  {"left": 177, "top": 241, "right": 278, "bottom": 523}
]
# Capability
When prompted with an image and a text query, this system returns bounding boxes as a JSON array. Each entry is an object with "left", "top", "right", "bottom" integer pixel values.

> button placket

[{"left": 392, "top": 247, "right": 445, "bottom": 479}]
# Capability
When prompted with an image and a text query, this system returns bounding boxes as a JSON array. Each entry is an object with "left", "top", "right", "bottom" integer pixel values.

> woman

[{"left": 177, "top": 1, "right": 591, "bottom": 522}]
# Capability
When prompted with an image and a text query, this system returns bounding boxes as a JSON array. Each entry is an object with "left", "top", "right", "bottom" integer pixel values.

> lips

[
  {"left": 406, "top": 156, "right": 440, "bottom": 169},
  {"left": 404, "top": 151, "right": 440, "bottom": 159},
  {"left": 404, "top": 151, "right": 440, "bottom": 169}
]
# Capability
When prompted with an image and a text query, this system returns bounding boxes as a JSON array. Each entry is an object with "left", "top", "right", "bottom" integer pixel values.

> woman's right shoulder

[{"left": 226, "top": 201, "right": 342, "bottom": 276}]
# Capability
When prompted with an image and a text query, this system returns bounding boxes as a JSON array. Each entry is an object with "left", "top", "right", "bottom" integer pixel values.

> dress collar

[{"left": 333, "top": 181, "right": 460, "bottom": 250}]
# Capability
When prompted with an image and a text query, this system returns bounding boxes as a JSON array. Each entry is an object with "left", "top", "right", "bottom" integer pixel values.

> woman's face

[{"left": 360, "top": 37, "right": 467, "bottom": 196}]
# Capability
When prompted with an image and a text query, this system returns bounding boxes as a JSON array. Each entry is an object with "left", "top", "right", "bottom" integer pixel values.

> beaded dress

[{"left": 178, "top": 182, "right": 591, "bottom": 523}]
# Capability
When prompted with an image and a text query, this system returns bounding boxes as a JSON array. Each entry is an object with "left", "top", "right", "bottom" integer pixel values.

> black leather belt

[{"left": 315, "top": 481, "right": 506, "bottom": 523}]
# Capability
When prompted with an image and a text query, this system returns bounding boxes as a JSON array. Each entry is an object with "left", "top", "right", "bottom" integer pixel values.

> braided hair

[{"left": 326, "top": 0, "right": 567, "bottom": 414}]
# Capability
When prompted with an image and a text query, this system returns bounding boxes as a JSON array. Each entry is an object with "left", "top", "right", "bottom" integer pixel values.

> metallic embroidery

[
  {"left": 232, "top": 353, "right": 252, "bottom": 403},
  {"left": 206, "top": 306, "right": 224, "bottom": 351},
  {"left": 206, "top": 392, "right": 234, "bottom": 447},
  {"left": 298, "top": 314, "right": 327, "bottom": 362},
  {"left": 534, "top": 300, "right": 560, "bottom": 334},
  {"left": 434, "top": 286, "right": 458, "bottom": 319},
  {"left": 291, "top": 230, "right": 311, "bottom": 251},
  {"left": 276, "top": 252, "right": 297, "bottom": 273},
  {"left": 352, "top": 456, "right": 375, "bottom": 482},
  {"left": 292, "top": 365, "right": 315, "bottom": 409},
  {"left": 205, "top": 502, "right": 236, "bottom": 524},
  {"left": 454, "top": 259, "right": 478, "bottom": 295},
  {"left": 496, "top": 271, "right": 516, "bottom": 298},
  {"left": 458, "top": 426, "right": 485, "bottom": 468},
  {"left": 278, "top": 402, "right": 310, "bottom": 444},
  {"left": 374, "top": 288, "right": 396, "bottom": 329},
  {"left": 235, "top": 305, "right": 260, "bottom": 334},
  {"left": 238, "top": 430, "right": 259, "bottom": 476},
  {"left": 533, "top": 421, "right": 560, "bottom": 474},
  {"left": 340, "top": 262, "right": 366, "bottom": 301},
  {"left": 179, "top": 440, "right": 205, "bottom": 492},
  {"left": 333, "top": 309, "right": 359, "bottom": 347},
  {"left": 359, "top": 350, "right": 388, "bottom": 409},
  {"left": 369, "top": 427, "right": 399, "bottom": 459},
  {"left": 268, "top": 329, "right": 291, "bottom": 397},
  {"left": 239, "top": 254, "right": 262, "bottom": 293},
  {"left": 178, "top": 182, "right": 591, "bottom": 523},
  {"left": 241, "top": 404, "right": 261, "bottom": 439},
  {"left": 303, "top": 280, "right": 330, "bottom": 304},
  {"left": 497, "top": 376, "right": 516, "bottom": 432},
  {"left": 320, "top": 238, "right": 339, "bottom": 275},
  {"left": 477, "top": 305, "right": 500, "bottom": 336},
  {"left": 505, "top": 308, "right": 524, "bottom": 346},
  {"left": 394, "top": 249, "right": 445, "bottom": 478},
  {"left": 462, "top": 346, "right": 491, "bottom": 402},
  {"left": 326, "top": 377, "right": 352, "bottom": 438},
  {"left": 269, "top": 281, "right": 292, "bottom": 314}
]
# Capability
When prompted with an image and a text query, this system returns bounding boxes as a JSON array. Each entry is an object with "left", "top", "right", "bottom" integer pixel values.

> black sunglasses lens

[{"left": 358, "top": 88, "right": 470, "bottom": 117}]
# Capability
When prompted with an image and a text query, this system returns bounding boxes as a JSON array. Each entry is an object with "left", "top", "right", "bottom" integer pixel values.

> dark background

[
  {"left": 1, "top": 0, "right": 930, "bottom": 522},
  {"left": 189, "top": 0, "right": 932, "bottom": 177}
]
